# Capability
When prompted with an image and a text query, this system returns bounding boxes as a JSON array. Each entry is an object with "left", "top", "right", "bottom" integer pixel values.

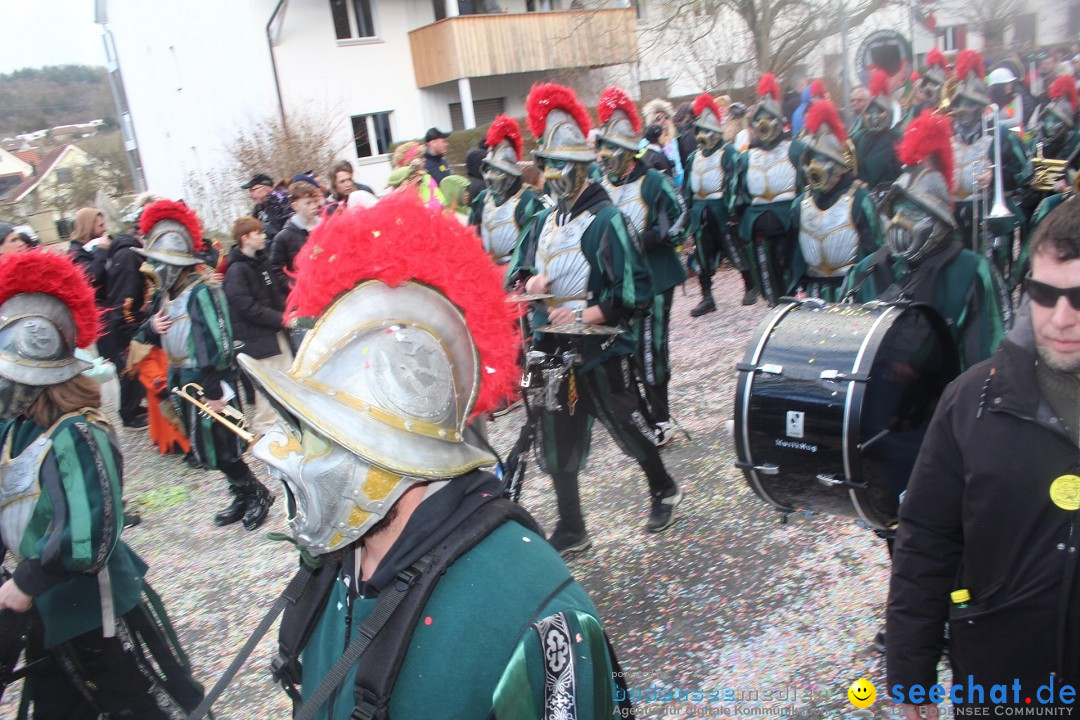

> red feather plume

[
  {"left": 525, "top": 83, "right": 591, "bottom": 141},
  {"left": 926, "top": 48, "right": 948, "bottom": 71},
  {"left": 1050, "top": 76, "right": 1079, "bottom": 112},
  {"left": 692, "top": 93, "right": 723, "bottom": 123},
  {"left": 285, "top": 192, "right": 519, "bottom": 417},
  {"left": 597, "top": 86, "right": 642, "bottom": 133},
  {"left": 484, "top": 114, "right": 524, "bottom": 161},
  {"left": 954, "top": 49, "right": 985, "bottom": 82},
  {"left": 869, "top": 70, "right": 891, "bottom": 98},
  {"left": 898, "top": 109, "right": 955, "bottom": 193},
  {"left": 758, "top": 73, "right": 781, "bottom": 102},
  {"left": 805, "top": 100, "right": 846, "bottom": 143},
  {"left": 0, "top": 251, "right": 101, "bottom": 348},
  {"left": 809, "top": 79, "right": 827, "bottom": 99},
  {"left": 138, "top": 199, "right": 206, "bottom": 253}
]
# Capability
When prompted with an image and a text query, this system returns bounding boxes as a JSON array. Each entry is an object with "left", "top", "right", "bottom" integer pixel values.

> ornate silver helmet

[
  {"left": 596, "top": 85, "right": 642, "bottom": 152},
  {"left": 527, "top": 83, "right": 594, "bottom": 202},
  {"left": 692, "top": 93, "right": 724, "bottom": 134},
  {"left": 883, "top": 110, "right": 957, "bottom": 264},
  {"left": 0, "top": 252, "right": 101, "bottom": 418},
  {"left": 596, "top": 86, "right": 642, "bottom": 183},
  {"left": 802, "top": 100, "right": 852, "bottom": 193},
  {"left": 864, "top": 70, "right": 893, "bottom": 132},
  {"left": 528, "top": 83, "right": 595, "bottom": 163},
  {"left": 483, "top": 114, "right": 524, "bottom": 177},
  {"left": 952, "top": 50, "right": 990, "bottom": 124},
  {"left": 240, "top": 192, "right": 519, "bottom": 555},
  {"left": 920, "top": 48, "right": 950, "bottom": 102},
  {"left": 753, "top": 73, "right": 787, "bottom": 146},
  {"left": 134, "top": 199, "right": 204, "bottom": 267}
]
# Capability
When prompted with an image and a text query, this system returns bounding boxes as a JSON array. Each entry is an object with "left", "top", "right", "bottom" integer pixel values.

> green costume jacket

[
  {"left": 299, "top": 476, "right": 617, "bottom": 720},
  {"left": 788, "top": 178, "right": 884, "bottom": 300},
  {"left": 854, "top": 127, "right": 903, "bottom": 192},
  {"left": 840, "top": 242, "right": 1005, "bottom": 370},
  {"left": 605, "top": 165, "right": 687, "bottom": 294},
  {"left": 511, "top": 182, "right": 654, "bottom": 372},
  {"left": 3, "top": 412, "right": 145, "bottom": 648}
]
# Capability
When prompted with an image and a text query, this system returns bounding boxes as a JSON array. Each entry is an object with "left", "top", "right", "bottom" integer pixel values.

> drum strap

[{"left": 543, "top": 294, "right": 590, "bottom": 306}]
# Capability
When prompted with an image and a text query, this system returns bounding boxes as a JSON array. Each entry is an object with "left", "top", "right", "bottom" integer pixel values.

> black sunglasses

[{"left": 1024, "top": 275, "right": 1080, "bottom": 310}]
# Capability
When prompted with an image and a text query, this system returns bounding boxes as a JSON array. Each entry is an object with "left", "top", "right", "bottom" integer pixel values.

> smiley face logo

[{"left": 848, "top": 678, "right": 876, "bottom": 708}]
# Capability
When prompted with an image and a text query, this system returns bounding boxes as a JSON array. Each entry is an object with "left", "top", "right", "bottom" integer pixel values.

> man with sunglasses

[{"left": 886, "top": 197, "right": 1080, "bottom": 717}]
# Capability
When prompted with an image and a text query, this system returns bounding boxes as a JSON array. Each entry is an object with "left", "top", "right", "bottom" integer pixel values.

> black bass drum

[{"left": 734, "top": 300, "right": 960, "bottom": 531}]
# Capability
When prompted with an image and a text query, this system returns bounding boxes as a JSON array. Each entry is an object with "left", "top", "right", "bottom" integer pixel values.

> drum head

[{"left": 735, "top": 301, "right": 959, "bottom": 530}]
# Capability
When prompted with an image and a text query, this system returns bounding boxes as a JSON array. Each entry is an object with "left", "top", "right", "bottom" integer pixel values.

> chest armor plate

[
  {"left": 162, "top": 286, "right": 196, "bottom": 368},
  {"left": 535, "top": 211, "right": 594, "bottom": 311},
  {"left": 0, "top": 434, "right": 52, "bottom": 562},
  {"left": 690, "top": 150, "right": 725, "bottom": 200},
  {"left": 607, "top": 178, "right": 649, "bottom": 237},
  {"left": 798, "top": 189, "right": 860, "bottom": 277},
  {"left": 481, "top": 192, "right": 521, "bottom": 263},
  {"left": 747, "top": 141, "right": 797, "bottom": 203},
  {"left": 953, "top": 135, "right": 993, "bottom": 201}
]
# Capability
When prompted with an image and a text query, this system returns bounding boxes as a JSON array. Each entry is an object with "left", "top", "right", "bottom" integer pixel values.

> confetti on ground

[{"left": 1, "top": 266, "right": 953, "bottom": 719}]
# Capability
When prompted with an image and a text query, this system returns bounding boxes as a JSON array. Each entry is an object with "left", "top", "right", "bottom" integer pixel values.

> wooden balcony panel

[{"left": 408, "top": 9, "right": 638, "bottom": 88}]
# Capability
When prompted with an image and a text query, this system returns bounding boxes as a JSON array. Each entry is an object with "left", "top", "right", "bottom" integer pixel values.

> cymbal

[
  {"left": 505, "top": 293, "right": 553, "bottom": 302},
  {"left": 534, "top": 322, "right": 622, "bottom": 336}
]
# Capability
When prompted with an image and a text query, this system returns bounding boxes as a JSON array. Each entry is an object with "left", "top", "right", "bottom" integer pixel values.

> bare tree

[
  {"left": 639, "top": 0, "right": 892, "bottom": 86},
  {"left": 184, "top": 108, "right": 350, "bottom": 234},
  {"left": 954, "top": 0, "right": 1023, "bottom": 51}
]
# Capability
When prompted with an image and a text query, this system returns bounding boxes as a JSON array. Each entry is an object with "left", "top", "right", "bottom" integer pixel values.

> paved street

[{"left": 3, "top": 267, "right": 943, "bottom": 719}]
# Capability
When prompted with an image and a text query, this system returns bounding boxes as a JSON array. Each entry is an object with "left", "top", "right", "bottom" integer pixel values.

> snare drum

[{"left": 733, "top": 300, "right": 959, "bottom": 531}]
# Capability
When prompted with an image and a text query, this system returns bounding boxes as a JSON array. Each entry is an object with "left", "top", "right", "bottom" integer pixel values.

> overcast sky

[{"left": 0, "top": 0, "right": 104, "bottom": 74}]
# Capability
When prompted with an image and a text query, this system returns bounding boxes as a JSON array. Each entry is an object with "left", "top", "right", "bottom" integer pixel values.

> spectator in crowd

[
  {"left": 0, "top": 223, "right": 29, "bottom": 254},
  {"left": 224, "top": 216, "right": 291, "bottom": 434},
  {"left": 724, "top": 102, "right": 751, "bottom": 151},
  {"left": 848, "top": 85, "right": 871, "bottom": 138},
  {"left": 673, "top": 101, "right": 699, "bottom": 170},
  {"left": 640, "top": 124, "right": 675, "bottom": 177},
  {"left": 465, "top": 138, "right": 488, "bottom": 205},
  {"left": 325, "top": 160, "right": 378, "bottom": 217},
  {"left": 68, "top": 207, "right": 110, "bottom": 304},
  {"left": 270, "top": 181, "right": 323, "bottom": 292},
  {"left": 424, "top": 127, "right": 452, "bottom": 183},
  {"left": 242, "top": 173, "right": 293, "bottom": 237},
  {"left": 99, "top": 231, "right": 149, "bottom": 429}
]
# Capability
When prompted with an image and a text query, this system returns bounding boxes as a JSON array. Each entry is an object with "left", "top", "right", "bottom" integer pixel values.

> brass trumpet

[{"left": 172, "top": 382, "right": 256, "bottom": 445}]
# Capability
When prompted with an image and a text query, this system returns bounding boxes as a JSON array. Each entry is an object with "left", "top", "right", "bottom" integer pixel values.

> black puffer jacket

[
  {"left": 887, "top": 307, "right": 1080, "bottom": 705},
  {"left": 223, "top": 246, "right": 286, "bottom": 359},
  {"left": 101, "top": 233, "right": 147, "bottom": 337},
  {"left": 269, "top": 217, "right": 309, "bottom": 291}
]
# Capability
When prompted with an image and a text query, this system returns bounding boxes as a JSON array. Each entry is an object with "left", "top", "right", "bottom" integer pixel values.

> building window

[
  {"left": 56, "top": 167, "right": 73, "bottom": 184},
  {"left": 331, "top": 0, "right": 376, "bottom": 40},
  {"left": 352, "top": 112, "right": 393, "bottom": 158},
  {"left": 449, "top": 97, "right": 505, "bottom": 132}
]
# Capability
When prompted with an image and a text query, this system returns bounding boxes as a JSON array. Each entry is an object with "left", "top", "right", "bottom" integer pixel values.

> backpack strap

[{"left": 293, "top": 498, "right": 538, "bottom": 720}]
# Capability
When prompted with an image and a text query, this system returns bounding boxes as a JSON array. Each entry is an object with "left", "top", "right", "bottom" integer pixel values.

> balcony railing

[{"left": 408, "top": 8, "right": 638, "bottom": 88}]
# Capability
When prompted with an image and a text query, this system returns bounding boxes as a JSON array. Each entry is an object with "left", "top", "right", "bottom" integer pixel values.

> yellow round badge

[
  {"left": 848, "top": 678, "right": 876, "bottom": 708},
  {"left": 1051, "top": 475, "right": 1080, "bottom": 511}
]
